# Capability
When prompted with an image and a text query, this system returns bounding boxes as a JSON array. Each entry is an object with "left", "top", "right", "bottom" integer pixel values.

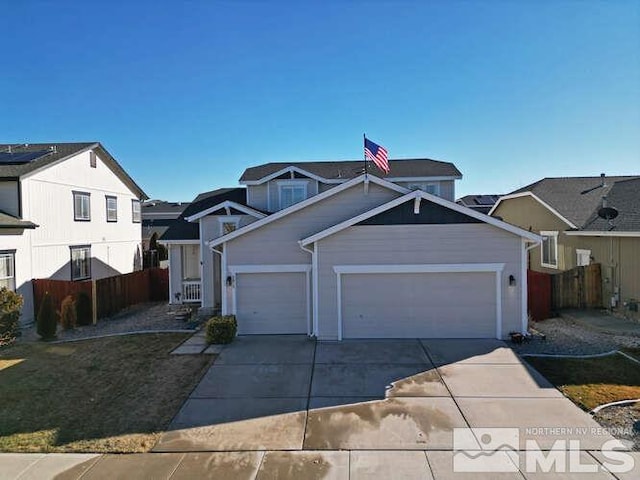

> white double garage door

[{"left": 233, "top": 264, "right": 500, "bottom": 339}]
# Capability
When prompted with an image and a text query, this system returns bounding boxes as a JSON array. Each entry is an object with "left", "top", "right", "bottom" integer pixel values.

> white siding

[
  {"left": 4, "top": 148, "right": 143, "bottom": 324},
  {"left": 0, "top": 181, "right": 20, "bottom": 217},
  {"left": 167, "top": 244, "right": 182, "bottom": 304},
  {"left": 316, "top": 224, "right": 522, "bottom": 340},
  {"left": 246, "top": 184, "right": 268, "bottom": 211},
  {"left": 0, "top": 233, "right": 34, "bottom": 324},
  {"left": 21, "top": 149, "right": 142, "bottom": 282}
]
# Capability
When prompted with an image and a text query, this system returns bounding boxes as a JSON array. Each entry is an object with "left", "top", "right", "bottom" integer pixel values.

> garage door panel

[
  {"left": 342, "top": 272, "right": 496, "bottom": 338},
  {"left": 236, "top": 272, "right": 307, "bottom": 334}
]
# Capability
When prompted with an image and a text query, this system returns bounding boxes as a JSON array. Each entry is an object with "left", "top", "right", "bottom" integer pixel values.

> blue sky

[{"left": 2, "top": 1, "right": 638, "bottom": 201}]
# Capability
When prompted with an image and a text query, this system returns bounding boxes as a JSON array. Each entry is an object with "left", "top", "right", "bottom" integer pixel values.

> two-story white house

[
  {"left": 0, "top": 142, "right": 148, "bottom": 325},
  {"left": 161, "top": 157, "right": 540, "bottom": 340}
]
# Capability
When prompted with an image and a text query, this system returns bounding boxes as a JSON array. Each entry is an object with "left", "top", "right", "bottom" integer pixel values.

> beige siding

[
  {"left": 493, "top": 196, "right": 640, "bottom": 308},
  {"left": 492, "top": 196, "right": 570, "bottom": 273},
  {"left": 316, "top": 224, "right": 522, "bottom": 340},
  {"left": 226, "top": 183, "right": 402, "bottom": 266}
]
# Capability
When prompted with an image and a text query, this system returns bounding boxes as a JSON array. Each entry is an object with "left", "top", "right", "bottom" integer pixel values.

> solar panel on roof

[{"left": 0, "top": 150, "right": 51, "bottom": 164}]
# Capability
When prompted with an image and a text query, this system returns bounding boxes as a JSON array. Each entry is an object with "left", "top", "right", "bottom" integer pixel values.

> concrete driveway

[{"left": 140, "top": 336, "right": 630, "bottom": 479}]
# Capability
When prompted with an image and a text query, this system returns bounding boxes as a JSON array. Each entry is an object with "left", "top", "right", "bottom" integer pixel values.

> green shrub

[
  {"left": 37, "top": 292, "right": 57, "bottom": 340},
  {"left": 59, "top": 295, "right": 77, "bottom": 330},
  {"left": 75, "top": 291, "right": 92, "bottom": 326},
  {"left": 0, "top": 288, "right": 23, "bottom": 346},
  {"left": 205, "top": 315, "right": 237, "bottom": 344}
]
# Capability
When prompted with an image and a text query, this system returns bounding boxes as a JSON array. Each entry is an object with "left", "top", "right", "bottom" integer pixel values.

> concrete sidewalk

[{"left": 2, "top": 337, "right": 637, "bottom": 479}]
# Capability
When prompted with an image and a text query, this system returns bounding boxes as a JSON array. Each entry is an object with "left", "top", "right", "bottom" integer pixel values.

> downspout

[
  {"left": 299, "top": 242, "right": 315, "bottom": 336},
  {"left": 210, "top": 242, "right": 224, "bottom": 314}
]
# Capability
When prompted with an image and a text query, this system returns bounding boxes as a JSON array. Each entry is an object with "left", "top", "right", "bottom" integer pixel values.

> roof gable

[
  {"left": 240, "top": 158, "right": 462, "bottom": 184},
  {"left": 0, "top": 142, "right": 147, "bottom": 199},
  {"left": 503, "top": 176, "right": 639, "bottom": 228},
  {"left": 160, "top": 188, "right": 247, "bottom": 241},
  {"left": 301, "top": 190, "right": 541, "bottom": 246},
  {"left": 358, "top": 200, "right": 482, "bottom": 225},
  {"left": 208, "top": 174, "right": 410, "bottom": 247}
]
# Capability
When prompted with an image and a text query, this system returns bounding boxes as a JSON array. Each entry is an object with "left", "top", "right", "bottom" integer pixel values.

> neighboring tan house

[
  {"left": 456, "top": 194, "right": 501, "bottom": 215},
  {"left": 162, "top": 158, "right": 539, "bottom": 340},
  {"left": 490, "top": 175, "right": 640, "bottom": 309},
  {"left": 0, "top": 142, "right": 147, "bottom": 324},
  {"left": 141, "top": 200, "right": 189, "bottom": 250}
]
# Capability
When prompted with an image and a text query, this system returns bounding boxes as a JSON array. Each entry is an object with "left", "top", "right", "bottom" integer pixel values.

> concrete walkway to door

[{"left": 3, "top": 336, "right": 636, "bottom": 479}]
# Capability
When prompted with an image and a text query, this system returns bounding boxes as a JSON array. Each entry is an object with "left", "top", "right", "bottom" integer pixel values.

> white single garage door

[
  {"left": 341, "top": 271, "right": 496, "bottom": 338},
  {"left": 235, "top": 272, "right": 308, "bottom": 334}
]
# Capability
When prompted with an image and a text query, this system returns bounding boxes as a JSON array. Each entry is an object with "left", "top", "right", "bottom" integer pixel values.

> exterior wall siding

[
  {"left": 316, "top": 224, "right": 523, "bottom": 340},
  {"left": 5, "top": 149, "right": 143, "bottom": 324},
  {"left": 394, "top": 180, "right": 454, "bottom": 201},
  {"left": 0, "top": 232, "right": 33, "bottom": 325},
  {"left": 226, "top": 183, "right": 402, "bottom": 266},
  {"left": 246, "top": 184, "right": 268, "bottom": 212}
]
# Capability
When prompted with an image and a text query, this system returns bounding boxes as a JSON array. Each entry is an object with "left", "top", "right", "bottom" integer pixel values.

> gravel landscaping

[
  {"left": 18, "top": 302, "right": 200, "bottom": 343},
  {"left": 514, "top": 315, "right": 640, "bottom": 451}
]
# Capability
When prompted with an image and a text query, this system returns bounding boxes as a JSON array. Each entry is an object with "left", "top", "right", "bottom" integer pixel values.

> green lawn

[
  {"left": 0, "top": 333, "right": 214, "bottom": 453},
  {"left": 526, "top": 353, "right": 640, "bottom": 411}
]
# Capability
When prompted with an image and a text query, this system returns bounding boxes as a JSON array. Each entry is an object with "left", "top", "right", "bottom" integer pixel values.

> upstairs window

[
  {"left": 90, "top": 151, "right": 97, "bottom": 168},
  {"left": 70, "top": 246, "right": 91, "bottom": 281},
  {"left": 541, "top": 231, "right": 558, "bottom": 268},
  {"left": 407, "top": 182, "right": 440, "bottom": 195},
  {"left": 106, "top": 196, "right": 118, "bottom": 222},
  {"left": 73, "top": 191, "right": 91, "bottom": 221},
  {"left": 131, "top": 200, "right": 141, "bottom": 223},
  {"left": 219, "top": 216, "right": 240, "bottom": 236},
  {"left": 0, "top": 251, "right": 16, "bottom": 291},
  {"left": 278, "top": 181, "right": 307, "bottom": 210}
]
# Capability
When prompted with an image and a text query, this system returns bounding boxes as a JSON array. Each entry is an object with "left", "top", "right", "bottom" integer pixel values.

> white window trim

[
  {"left": 218, "top": 216, "right": 241, "bottom": 236},
  {"left": 0, "top": 251, "right": 16, "bottom": 291},
  {"left": 278, "top": 180, "right": 308, "bottom": 210},
  {"left": 105, "top": 196, "right": 118, "bottom": 222},
  {"left": 540, "top": 231, "right": 559, "bottom": 269},
  {"left": 70, "top": 246, "right": 91, "bottom": 281},
  {"left": 73, "top": 191, "right": 91, "bottom": 221},
  {"left": 131, "top": 199, "right": 141, "bottom": 223},
  {"left": 332, "top": 263, "right": 505, "bottom": 341},
  {"left": 576, "top": 249, "right": 591, "bottom": 267}
]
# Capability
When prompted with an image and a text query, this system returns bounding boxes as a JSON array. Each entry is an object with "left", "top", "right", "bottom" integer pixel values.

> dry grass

[
  {"left": 0, "top": 333, "right": 214, "bottom": 453},
  {"left": 526, "top": 353, "right": 640, "bottom": 411}
]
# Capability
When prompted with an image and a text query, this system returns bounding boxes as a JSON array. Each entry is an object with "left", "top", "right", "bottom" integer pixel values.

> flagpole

[
  {"left": 363, "top": 133, "right": 369, "bottom": 194},
  {"left": 363, "top": 133, "right": 368, "bottom": 178}
]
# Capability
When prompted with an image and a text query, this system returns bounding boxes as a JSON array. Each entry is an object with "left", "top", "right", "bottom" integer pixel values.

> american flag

[{"left": 364, "top": 137, "right": 390, "bottom": 174}]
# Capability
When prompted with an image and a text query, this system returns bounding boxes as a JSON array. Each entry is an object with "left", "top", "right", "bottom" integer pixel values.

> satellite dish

[{"left": 598, "top": 206, "right": 618, "bottom": 220}]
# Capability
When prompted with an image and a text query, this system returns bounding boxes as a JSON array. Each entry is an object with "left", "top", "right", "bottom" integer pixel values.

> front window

[
  {"left": 106, "top": 196, "right": 117, "bottom": 222},
  {"left": 73, "top": 192, "right": 91, "bottom": 221},
  {"left": 407, "top": 183, "right": 440, "bottom": 195},
  {"left": 131, "top": 200, "right": 141, "bottom": 223},
  {"left": 279, "top": 182, "right": 307, "bottom": 209},
  {"left": 70, "top": 246, "right": 91, "bottom": 281},
  {"left": 541, "top": 231, "right": 558, "bottom": 268},
  {"left": 0, "top": 252, "right": 16, "bottom": 291}
]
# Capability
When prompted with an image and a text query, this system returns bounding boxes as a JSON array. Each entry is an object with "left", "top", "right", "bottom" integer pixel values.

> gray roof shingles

[
  {"left": 0, "top": 142, "right": 147, "bottom": 199},
  {"left": 240, "top": 158, "right": 462, "bottom": 182},
  {"left": 160, "top": 188, "right": 247, "bottom": 241},
  {"left": 509, "top": 175, "right": 640, "bottom": 231}
]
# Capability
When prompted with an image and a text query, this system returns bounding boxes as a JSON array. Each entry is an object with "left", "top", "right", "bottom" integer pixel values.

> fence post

[{"left": 92, "top": 280, "right": 98, "bottom": 325}]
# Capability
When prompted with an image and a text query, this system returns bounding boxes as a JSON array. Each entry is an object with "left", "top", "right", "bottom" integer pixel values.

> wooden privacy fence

[
  {"left": 552, "top": 263, "right": 602, "bottom": 309},
  {"left": 33, "top": 268, "right": 169, "bottom": 323},
  {"left": 527, "top": 270, "right": 552, "bottom": 321}
]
